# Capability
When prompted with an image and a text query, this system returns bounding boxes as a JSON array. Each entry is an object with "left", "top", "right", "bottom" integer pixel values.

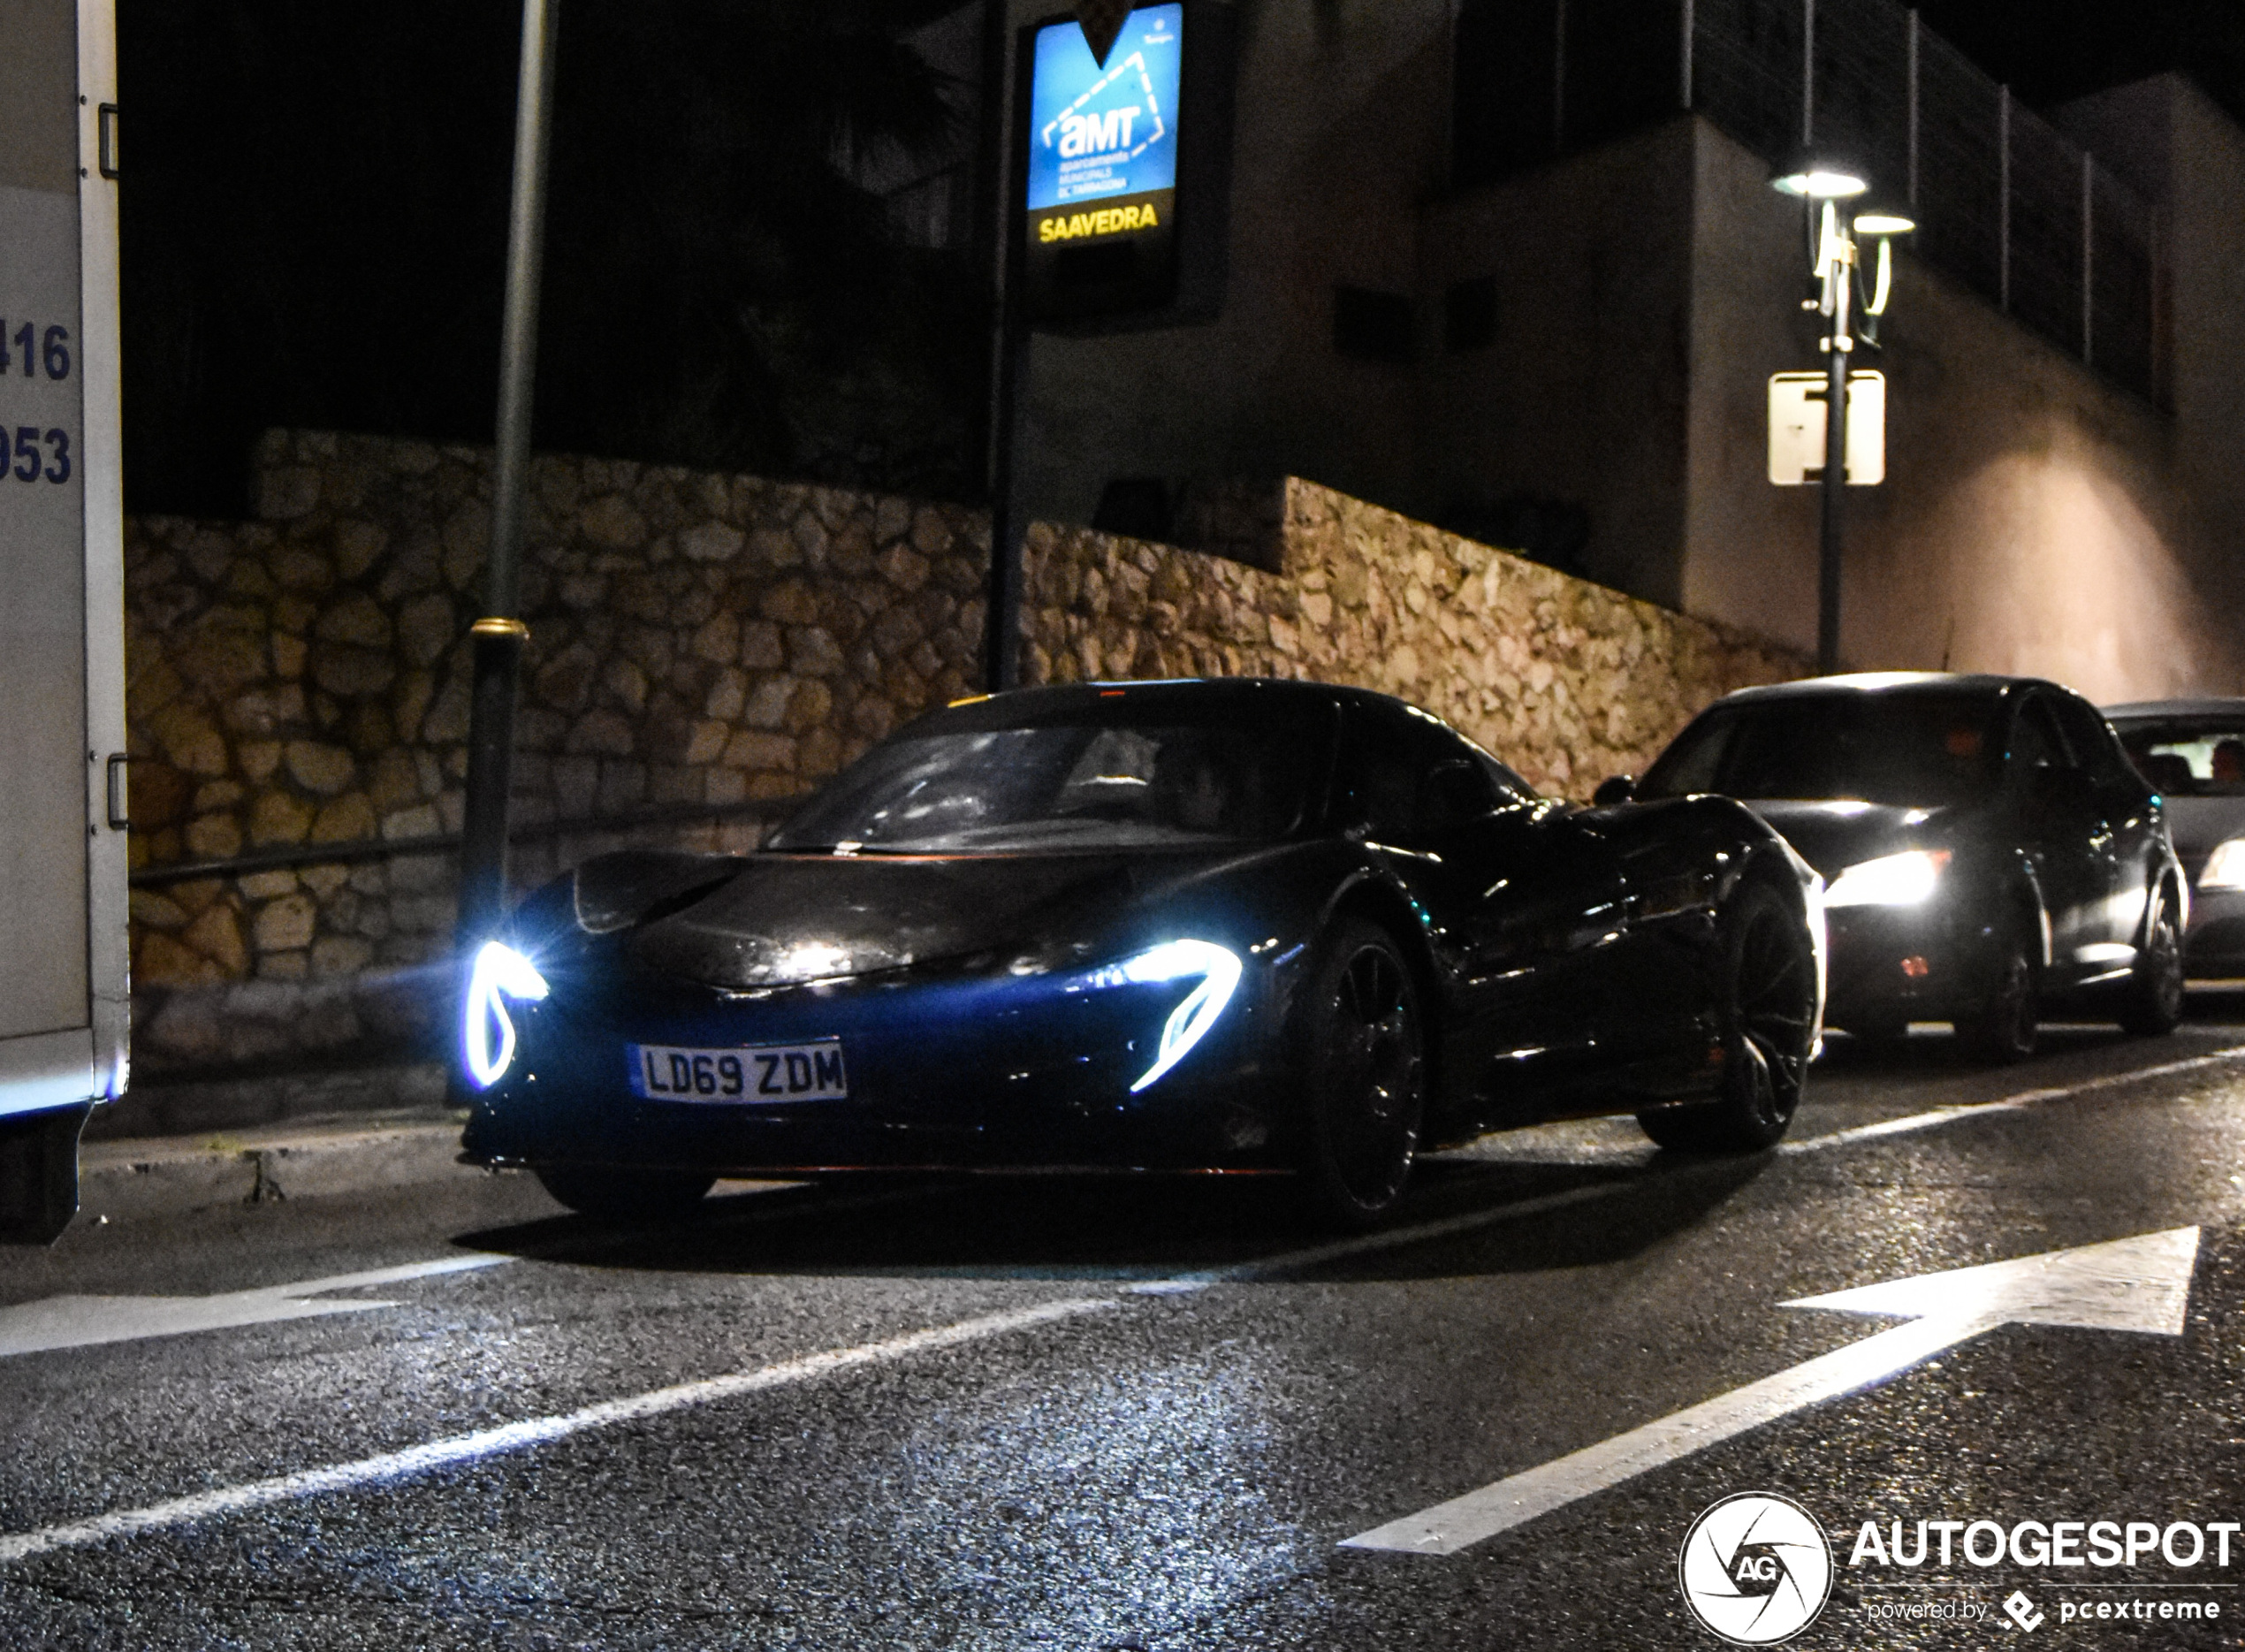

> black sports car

[
  {"left": 1616, "top": 673, "right": 2186, "bottom": 1059},
  {"left": 461, "top": 679, "right": 1826, "bottom": 1227}
]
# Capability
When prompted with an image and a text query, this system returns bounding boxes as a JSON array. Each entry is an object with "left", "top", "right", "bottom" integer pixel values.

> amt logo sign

[{"left": 1054, "top": 106, "right": 1145, "bottom": 158}]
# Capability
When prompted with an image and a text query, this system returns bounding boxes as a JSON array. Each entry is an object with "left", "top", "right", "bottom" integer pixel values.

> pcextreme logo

[{"left": 1679, "top": 1492, "right": 1836, "bottom": 1645}]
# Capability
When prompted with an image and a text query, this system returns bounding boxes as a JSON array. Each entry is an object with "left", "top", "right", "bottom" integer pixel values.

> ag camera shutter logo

[{"left": 1678, "top": 1493, "right": 1835, "bottom": 1644}]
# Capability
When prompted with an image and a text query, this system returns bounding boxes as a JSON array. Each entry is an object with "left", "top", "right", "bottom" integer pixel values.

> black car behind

[{"left": 1624, "top": 673, "right": 2185, "bottom": 1059}]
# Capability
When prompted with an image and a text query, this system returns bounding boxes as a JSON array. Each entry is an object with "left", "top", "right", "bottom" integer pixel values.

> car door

[
  {"left": 2007, "top": 690, "right": 2114, "bottom": 986},
  {"left": 1336, "top": 704, "right": 1627, "bottom": 1107},
  {"left": 2050, "top": 689, "right": 2161, "bottom": 973}
]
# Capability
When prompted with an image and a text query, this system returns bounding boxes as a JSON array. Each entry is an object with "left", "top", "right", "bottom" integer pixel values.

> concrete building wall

[
  {"left": 1420, "top": 119, "right": 1698, "bottom": 607},
  {"left": 1007, "top": 0, "right": 1455, "bottom": 531}
]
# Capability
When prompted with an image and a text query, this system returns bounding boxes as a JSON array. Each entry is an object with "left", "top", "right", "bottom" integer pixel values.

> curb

[{"left": 75, "top": 1111, "right": 488, "bottom": 1224}]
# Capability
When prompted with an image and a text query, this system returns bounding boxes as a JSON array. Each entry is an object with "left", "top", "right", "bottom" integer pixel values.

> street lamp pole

[
  {"left": 1816, "top": 209, "right": 1854, "bottom": 676},
  {"left": 1773, "top": 160, "right": 1912, "bottom": 678},
  {"left": 459, "top": 0, "right": 561, "bottom": 952}
]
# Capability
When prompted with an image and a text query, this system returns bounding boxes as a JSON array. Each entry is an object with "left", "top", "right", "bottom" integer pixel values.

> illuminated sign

[{"left": 1023, "top": 4, "right": 1184, "bottom": 321}]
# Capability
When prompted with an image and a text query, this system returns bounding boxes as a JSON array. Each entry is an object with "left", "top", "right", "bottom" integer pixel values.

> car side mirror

[{"left": 1592, "top": 775, "right": 1636, "bottom": 808}]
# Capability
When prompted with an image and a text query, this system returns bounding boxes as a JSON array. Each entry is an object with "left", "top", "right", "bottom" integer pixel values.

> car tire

[
  {"left": 2118, "top": 887, "right": 2185, "bottom": 1036},
  {"left": 1294, "top": 920, "right": 1426, "bottom": 1231},
  {"left": 1953, "top": 925, "right": 2038, "bottom": 1062},
  {"left": 536, "top": 1165, "right": 716, "bottom": 1221},
  {"left": 1636, "top": 879, "right": 1817, "bottom": 1153}
]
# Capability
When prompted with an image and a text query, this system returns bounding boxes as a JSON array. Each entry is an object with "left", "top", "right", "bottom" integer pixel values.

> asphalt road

[{"left": 7, "top": 1005, "right": 2245, "bottom": 1650}]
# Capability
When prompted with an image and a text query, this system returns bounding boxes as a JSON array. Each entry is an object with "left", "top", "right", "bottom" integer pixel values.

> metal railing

[{"left": 1456, "top": 0, "right": 2162, "bottom": 402}]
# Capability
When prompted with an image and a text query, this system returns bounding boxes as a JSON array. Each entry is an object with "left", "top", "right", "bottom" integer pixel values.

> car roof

[
  {"left": 2103, "top": 698, "right": 2245, "bottom": 721},
  {"left": 1711, "top": 671, "right": 2049, "bottom": 707},
  {"left": 940, "top": 677, "right": 1414, "bottom": 719}
]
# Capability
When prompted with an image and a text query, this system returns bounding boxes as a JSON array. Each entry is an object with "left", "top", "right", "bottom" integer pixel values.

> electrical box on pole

[
  {"left": 1767, "top": 370, "right": 1885, "bottom": 486},
  {"left": 0, "top": 0, "right": 127, "bottom": 1244}
]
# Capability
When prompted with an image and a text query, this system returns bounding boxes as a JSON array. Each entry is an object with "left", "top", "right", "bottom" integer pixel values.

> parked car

[
  {"left": 461, "top": 678, "right": 1826, "bottom": 1229},
  {"left": 2105, "top": 698, "right": 2245, "bottom": 979},
  {"left": 1603, "top": 673, "right": 2186, "bottom": 1060}
]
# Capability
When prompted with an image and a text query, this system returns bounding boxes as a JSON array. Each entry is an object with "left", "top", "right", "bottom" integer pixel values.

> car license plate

[{"left": 627, "top": 1040, "right": 848, "bottom": 1103}]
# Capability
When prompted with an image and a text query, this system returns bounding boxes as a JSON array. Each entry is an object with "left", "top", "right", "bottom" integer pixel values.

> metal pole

[
  {"left": 458, "top": 0, "right": 560, "bottom": 948},
  {"left": 981, "top": 2, "right": 1024, "bottom": 693},
  {"left": 1818, "top": 230, "right": 1853, "bottom": 676}
]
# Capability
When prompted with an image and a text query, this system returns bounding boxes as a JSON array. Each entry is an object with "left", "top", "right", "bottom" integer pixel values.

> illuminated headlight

[
  {"left": 1823, "top": 849, "right": 1951, "bottom": 909},
  {"left": 463, "top": 940, "right": 550, "bottom": 1088},
  {"left": 1112, "top": 940, "right": 1243, "bottom": 1092},
  {"left": 2201, "top": 839, "right": 2245, "bottom": 891}
]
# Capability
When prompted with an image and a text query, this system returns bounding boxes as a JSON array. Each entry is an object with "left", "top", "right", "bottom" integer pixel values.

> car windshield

[
  {"left": 1640, "top": 692, "right": 2001, "bottom": 807},
  {"left": 2116, "top": 719, "right": 2245, "bottom": 796},
  {"left": 767, "top": 702, "right": 1332, "bottom": 852}
]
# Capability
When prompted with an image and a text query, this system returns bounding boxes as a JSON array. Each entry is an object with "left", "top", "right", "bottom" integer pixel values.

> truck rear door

[{"left": 0, "top": 0, "right": 127, "bottom": 1243}]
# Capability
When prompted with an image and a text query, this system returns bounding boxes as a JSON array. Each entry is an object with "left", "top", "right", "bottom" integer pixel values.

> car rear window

[
  {"left": 1640, "top": 692, "right": 2003, "bottom": 807},
  {"left": 2115, "top": 720, "right": 2245, "bottom": 796}
]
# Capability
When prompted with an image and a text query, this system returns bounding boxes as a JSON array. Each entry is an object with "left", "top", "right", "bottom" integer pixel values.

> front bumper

[
  {"left": 462, "top": 953, "right": 1286, "bottom": 1175},
  {"left": 1822, "top": 898, "right": 2005, "bottom": 1030}
]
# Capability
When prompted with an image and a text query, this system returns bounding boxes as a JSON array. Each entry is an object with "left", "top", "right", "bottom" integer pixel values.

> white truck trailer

[{"left": 0, "top": 0, "right": 128, "bottom": 1244}]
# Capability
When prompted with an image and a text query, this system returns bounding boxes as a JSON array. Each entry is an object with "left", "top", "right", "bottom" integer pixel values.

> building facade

[{"left": 1001, "top": 0, "right": 2245, "bottom": 702}]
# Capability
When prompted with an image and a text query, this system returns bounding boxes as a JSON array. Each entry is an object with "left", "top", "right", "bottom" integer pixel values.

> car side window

[
  {"left": 2051, "top": 693, "right": 2135, "bottom": 787},
  {"left": 1342, "top": 707, "right": 1508, "bottom": 839},
  {"left": 2008, "top": 697, "right": 2069, "bottom": 774}
]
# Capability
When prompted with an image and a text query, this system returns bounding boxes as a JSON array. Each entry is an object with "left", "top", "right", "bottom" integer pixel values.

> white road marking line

[
  {"left": 0, "top": 1294, "right": 1115, "bottom": 1564},
  {"left": 0, "top": 1254, "right": 514, "bottom": 1360},
  {"left": 1779, "top": 1045, "right": 2245, "bottom": 1156},
  {"left": 11, "top": 1046, "right": 2240, "bottom": 1557},
  {"left": 1136, "top": 1044, "right": 2245, "bottom": 1295},
  {"left": 1343, "top": 1228, "right": 2203, "bottom": 1556}
]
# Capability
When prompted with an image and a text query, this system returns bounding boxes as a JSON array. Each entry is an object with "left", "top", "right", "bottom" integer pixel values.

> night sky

[{"left": 1914, "top": 0, "right": 2245, "bottom": 125}]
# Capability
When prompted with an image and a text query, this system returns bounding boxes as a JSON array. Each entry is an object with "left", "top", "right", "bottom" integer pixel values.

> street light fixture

[{"left": 1772, "top": 156, "right": 1914, "bottom": 674}]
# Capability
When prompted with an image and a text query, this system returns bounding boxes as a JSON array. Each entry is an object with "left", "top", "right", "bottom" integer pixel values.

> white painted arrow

[
  {"left": 1342, "top": 1227, "right": 2201, "bottom": 1557},
  {"left": 0, "top": 1254, "right": 512, "bottom": 1360}
]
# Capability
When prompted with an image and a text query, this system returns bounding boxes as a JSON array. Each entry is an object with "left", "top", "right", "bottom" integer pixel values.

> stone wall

[
  {"left": 123, "top": 433, "right": 1804, "bottom": 1077},
  {"left": 1024, "top": 477, "right": 1805, "bottom": 796},
  {"left": 126, "top": 430, "right": 986, "bottom": 1074}
]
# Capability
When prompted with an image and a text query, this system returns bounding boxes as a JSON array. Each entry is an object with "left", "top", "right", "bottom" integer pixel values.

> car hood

[
  {"left": 613, "top": 848, "right": 1267, "bottom": 990},
  {"left": 1742, "top": 799, "right": 1959, "bottom": 878}
]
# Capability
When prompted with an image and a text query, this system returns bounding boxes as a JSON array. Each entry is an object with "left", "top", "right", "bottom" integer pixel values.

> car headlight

[
  {"left": 1115, "top": 940, "right": 1242, "bottom": 1092},
  {"left": 2201, "top": 840, "right": 2245, "bottom": 891},
  {"left": 1823, "top": 849, "right": 1952, "bottom": 909},
  {"left": 463, "top": 940, "right": 550, "bottom": 1088}
]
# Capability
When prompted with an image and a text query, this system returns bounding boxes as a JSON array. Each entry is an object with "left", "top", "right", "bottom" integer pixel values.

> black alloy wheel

[
  {"left": 1296, "top": 920, "right": 1427, "bottom": 1230},
  {"left": 1953, "top": 923, "right": 2038, "bottom": 1063},
  {"left": 537, "top": 1165, "right": 717, "bottom": 1222},
  {"left": 1638, "top": 880, "right": 1818, "bottom": 1153},
  {"left": 2118, "top": 887, "right": 2186, "bottom": 1036}
]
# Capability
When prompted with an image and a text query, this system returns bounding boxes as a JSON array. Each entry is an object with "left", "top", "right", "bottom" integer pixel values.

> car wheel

[
  {"left": 2118, "top": 887, "right": 2185, "bottom": 1037},
  {"left": 537, "top": 1165, "right": 716, "bottom": 1221},
  {"left": 1636, "top": 880, "right": 1817, "bottom": 1153},
  {"left": 1953, "top": 925, "right": 2038, "bottom": 1062},
  {"left": 1295, "top": 920, "right": 1426, "bottom": 1230}
]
